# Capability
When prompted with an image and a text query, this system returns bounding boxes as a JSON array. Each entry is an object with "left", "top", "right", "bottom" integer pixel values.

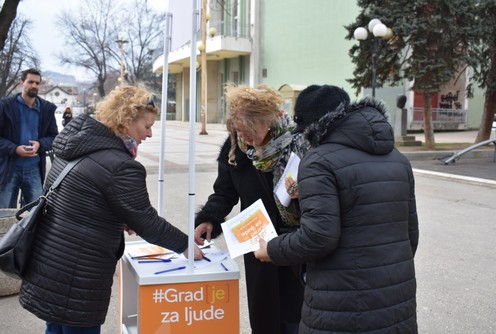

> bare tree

[
  {"left": 0, "top": 0, "right": 21, "bottom": 52},
  {"left": 112, "top": 0, "right": 166, "bottom": 91},
  {"left": 55, "top": 0, "right": 121, "bottom": 97},
  {"left": 0, "top": 15, "right": 39, "bottom": 96}
]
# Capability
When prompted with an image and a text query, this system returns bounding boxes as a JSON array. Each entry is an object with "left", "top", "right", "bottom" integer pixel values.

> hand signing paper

[{"left": 194, "top": 222, "right": 214, "bottom": 245}]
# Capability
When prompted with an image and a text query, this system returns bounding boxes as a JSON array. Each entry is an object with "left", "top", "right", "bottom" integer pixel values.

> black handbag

[{"left": 0, "top": 157, "right": 83, "bottom": 279}]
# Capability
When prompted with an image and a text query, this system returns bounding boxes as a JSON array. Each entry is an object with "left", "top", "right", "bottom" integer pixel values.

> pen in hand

[{"left": 202, "top": 255, "right": 211, "bottom": 262}]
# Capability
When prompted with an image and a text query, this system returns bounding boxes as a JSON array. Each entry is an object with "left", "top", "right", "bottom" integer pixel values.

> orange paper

[{"left": 231, "top": 210, "right": 270, "bottom": 242}]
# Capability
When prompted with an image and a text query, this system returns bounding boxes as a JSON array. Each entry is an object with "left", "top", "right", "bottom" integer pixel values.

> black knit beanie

[{"left": 293, "top": 85, "right": 350, "bottom": 133}]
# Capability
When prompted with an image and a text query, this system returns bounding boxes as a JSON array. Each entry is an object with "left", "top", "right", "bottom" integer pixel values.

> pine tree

[
  {"left": 467, "top": 0, "right": 496, "bottom": 143},
  {"left": 346, "top": 0, "right": 478, "bottom": 149}
]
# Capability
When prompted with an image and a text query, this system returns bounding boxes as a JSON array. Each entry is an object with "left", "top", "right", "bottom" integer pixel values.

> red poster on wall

[{"left": 413, "top": 91, "right": 438, "bottom": 108}]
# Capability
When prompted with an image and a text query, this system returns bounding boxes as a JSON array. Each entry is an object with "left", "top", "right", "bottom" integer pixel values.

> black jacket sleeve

[{"left": 195, "top": 153, "right": 240, "bottom": 239}]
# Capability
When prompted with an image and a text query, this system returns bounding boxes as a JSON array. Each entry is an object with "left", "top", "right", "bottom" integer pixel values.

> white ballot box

[{"left": 120, "top": 240, "right": 240, "bottom": 334}]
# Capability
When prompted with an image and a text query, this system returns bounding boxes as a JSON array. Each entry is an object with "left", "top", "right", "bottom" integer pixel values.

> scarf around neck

[
  {"left": 120, "top": 134, "right": 138, "bottom": 158},
  {"left": 238, "top": 112, "right": 295, "bottom": 172}
]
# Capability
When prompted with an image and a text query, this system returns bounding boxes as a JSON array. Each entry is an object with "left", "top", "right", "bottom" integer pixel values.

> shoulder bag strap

[
  {"left": 46, "top": 157, "right": 84, "bottom": 195},
  {"left": 15, "top": 157, "right": 84, "bottom": 220}
]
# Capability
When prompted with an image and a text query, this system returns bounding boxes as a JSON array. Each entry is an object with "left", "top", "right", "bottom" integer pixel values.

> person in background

[
  {"left": 255, "top": 84, "right": 419, "bottom": 333},
  {"left": 19, "top": 85, "right": 204, "bottom": 334},
  {"left": 62, "top": 106, "right": 73, "bottom": 127},
  {"left": 0, "top": 68, "right": 58, "bottom": 208},
  {"left": 194, "top": 84, "right": 306, "bottom": 334}
]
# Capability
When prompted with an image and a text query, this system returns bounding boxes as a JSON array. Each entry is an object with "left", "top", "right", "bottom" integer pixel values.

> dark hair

[{"left": 21, "top": 68, "right": 42, "bottom": 81}]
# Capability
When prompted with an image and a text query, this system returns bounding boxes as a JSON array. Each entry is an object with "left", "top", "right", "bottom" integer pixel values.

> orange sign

[
  {"left": 231, "top": 209, "right": 270, "bottom": 242},
  {"left": 138, "top": 279, "right": 239, "bottom": 333}
]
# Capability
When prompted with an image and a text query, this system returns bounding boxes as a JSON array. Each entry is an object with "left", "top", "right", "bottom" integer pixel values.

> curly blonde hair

[
  {"left": 96, "top": 86, "right": 158, "bottom": 136},
  {"left": 225, "top": 83, "right": 283, "bottom": 165}
]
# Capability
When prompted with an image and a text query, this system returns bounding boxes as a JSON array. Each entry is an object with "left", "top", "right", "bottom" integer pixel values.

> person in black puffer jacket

[
  {"left": 255, "top": 85, "right": 419, "bottom": 333},
  {"left": 19, "top": 86, "right": 203, "bottom": 334}
]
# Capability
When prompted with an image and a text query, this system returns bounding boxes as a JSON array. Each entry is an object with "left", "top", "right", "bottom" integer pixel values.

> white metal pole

[
  {"left": 187, "top": 0, "right": 199, "bottom": 271},
  {"left": 157, "top": 12, "right": 173, "bottom": 216}
]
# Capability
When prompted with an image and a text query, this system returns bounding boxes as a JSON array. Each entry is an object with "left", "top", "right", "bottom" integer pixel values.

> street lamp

[
  {"left": 199, "top": 0, "right": 208, "bottom": 135},
  {"left": 354, "top": 19, "right": 392, "bottom": 98},
  {"left": 116, "top": 32, "right": 128, "bottom": 87}
]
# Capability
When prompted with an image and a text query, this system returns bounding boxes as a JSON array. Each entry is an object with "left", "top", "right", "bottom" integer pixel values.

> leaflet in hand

[
  {"left": 274, "top": 152, "right": 300, "bottom": 207},
  {"left": 221, "top": 199, "right": 278, "bottom": 259}
]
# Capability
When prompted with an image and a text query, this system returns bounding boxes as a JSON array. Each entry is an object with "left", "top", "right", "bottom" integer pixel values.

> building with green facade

[{"left": 153, "top": 0, "right": 485, "bottom": 131}]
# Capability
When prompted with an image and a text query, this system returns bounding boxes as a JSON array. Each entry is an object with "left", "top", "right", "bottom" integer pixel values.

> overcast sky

[{"left": 17, "top": 0, "right": 170, "bottom": 81}]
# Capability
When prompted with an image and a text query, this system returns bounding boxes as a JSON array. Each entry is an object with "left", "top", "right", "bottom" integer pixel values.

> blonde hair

[
  {"left": 96, "top": 85, "right": 158, "bottom": 136},
  {"left": 225, "top": 83, "right": 283, "bottom": 165},
  {"left": 226, "top": 118, "right": 238, "bottom": 165}
]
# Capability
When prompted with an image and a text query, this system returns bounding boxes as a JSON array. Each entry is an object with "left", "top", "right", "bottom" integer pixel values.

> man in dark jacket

[
  {"left": 255, "top": 85, "right": 419, "bottom": 333},
  {"left": 194, "top": 135, "right": 304, "bottom": 334},
  {"left": 0, "top": 68, "right": 58, "bottom": 207}
]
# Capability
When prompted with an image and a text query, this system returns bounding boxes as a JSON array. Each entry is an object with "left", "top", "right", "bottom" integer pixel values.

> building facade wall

[
  {"left": 258, "top": 0, "right": 360, "bottom": 97},
  {"left": 171, "top": 0, "right": 485, "bottom": 129},
  {"left": 40, "top": 87, "right": 78, "bottom": 113},
  {"left": 468, "top": 86, "right": 485, "bottom": 130}
]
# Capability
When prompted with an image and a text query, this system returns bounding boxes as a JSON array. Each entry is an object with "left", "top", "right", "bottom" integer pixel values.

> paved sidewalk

[{"left": 145, "top": 122, "right": 495, "bottom": 182}]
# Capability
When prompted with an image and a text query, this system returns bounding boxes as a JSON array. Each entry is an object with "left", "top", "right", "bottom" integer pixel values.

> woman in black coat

[
  {"left": 194, "top": 135, "right": 304, "bottom": 334},
  {"left": 19, "top": 86, "right": 203, "bottom": 334}
]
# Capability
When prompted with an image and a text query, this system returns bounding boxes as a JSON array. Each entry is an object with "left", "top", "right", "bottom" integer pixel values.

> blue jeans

[
  {"left": 0, "top": 165, "right": 42, "bottom": 208},
  {"left": 46, "top": 322, "right": 101, "bottom": 334}
]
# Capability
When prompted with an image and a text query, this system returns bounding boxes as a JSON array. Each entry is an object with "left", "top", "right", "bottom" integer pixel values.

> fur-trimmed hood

[{"left": 304, "top": 97, "right": 394, "bottom": 155}]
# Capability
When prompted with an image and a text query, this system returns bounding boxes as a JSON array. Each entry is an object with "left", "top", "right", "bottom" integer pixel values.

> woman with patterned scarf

[
  {"left": 195, "top": 119, "right": 304, "bottom": 333},
  {"left": 225, "top": 83, "right": 310, "bottom": 229},
  {"left": 194, "top": 83, "right": 307, "bottom": 334}
]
